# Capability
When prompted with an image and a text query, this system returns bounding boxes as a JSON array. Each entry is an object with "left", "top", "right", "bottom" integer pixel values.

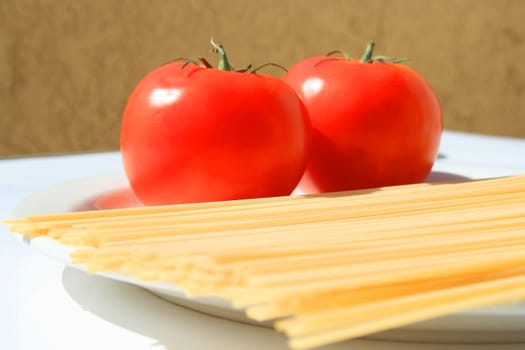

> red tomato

[
  {"left": 283, "top": 43, "right": 442, "bottom": 193},
  {"left": 121, "top": 58, "right": 310, "bottom": 206}
]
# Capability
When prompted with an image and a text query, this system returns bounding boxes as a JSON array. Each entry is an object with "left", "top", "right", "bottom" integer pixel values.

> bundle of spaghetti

[{"left": 5, "top": 174, "right": 525, "bottom": 349}]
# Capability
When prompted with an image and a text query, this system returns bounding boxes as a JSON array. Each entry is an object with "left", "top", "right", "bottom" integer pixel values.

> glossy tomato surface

[
  {"left": 121, "top": 62, "right": 311, "bottom": 205},
  {"left": 283, "top": 56, "right": 442, "bottom": 193}
]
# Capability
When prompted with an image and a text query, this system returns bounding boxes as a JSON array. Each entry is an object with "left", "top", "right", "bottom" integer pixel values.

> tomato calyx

[
  {"left": 360, "top": 42, "right": 408, "bottom": 64},
  {"left": 326, "top": 42, "right": 408, "bottom": 64},
  {"left": 172, "top": 39, "right": 287, "bottom": 74},
  {"left": 171, "top": 39, "right": 245, "bottom": 72}
]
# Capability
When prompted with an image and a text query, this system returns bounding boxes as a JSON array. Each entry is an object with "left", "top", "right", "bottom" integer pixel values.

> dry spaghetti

[{"left": 5, "top": 174, "right": 525, "bottom": 349}]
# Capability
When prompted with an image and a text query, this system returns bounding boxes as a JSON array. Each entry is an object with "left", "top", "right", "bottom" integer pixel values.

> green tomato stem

[
  {"left": 360, "top": 42, "right": 376, "bottom": 63},
  {"left": 211, "top": 38, "right": 233, "bottom": 71}
]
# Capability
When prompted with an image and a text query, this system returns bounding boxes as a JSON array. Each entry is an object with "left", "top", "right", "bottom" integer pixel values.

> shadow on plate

[
  {"left": 68, "top": 267, "right": 504, "bottom": 349},
  {"left": 425, "top": 171, "right": 470, "bottom": 183},
  {"left": 72, "top": 170, "right": 471, "bottom": 212},
  {"left": 61, "top": 266, "right": 525, "bottom": 348},
  {"left": 61, "top": 267, "right": 295, "bottom": 350}
]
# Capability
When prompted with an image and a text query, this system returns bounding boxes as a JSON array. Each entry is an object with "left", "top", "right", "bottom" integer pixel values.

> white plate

[{"left": 12, "top": 168, "right": 525, "bottom": 344}]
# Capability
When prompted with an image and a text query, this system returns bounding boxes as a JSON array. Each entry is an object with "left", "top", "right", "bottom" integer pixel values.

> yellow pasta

[{"left": 5, "top": 174, "right": 525, "bottom": 349}]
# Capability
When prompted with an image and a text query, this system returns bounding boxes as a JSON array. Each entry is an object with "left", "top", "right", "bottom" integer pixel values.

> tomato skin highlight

[
  {"left": 121, "top": 62, "right": 311, "bottom": 205},
  {"left": 283, "top": 56, "right": 442, "bottom": 193}
]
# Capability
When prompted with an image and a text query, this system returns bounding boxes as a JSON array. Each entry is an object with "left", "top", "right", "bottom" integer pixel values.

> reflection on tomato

[
  {"left": 283, "top": 43, "right": 442, "bottom": 193},
  {"left": 93, "top": 188, "right": 142, "bottom": 210}
]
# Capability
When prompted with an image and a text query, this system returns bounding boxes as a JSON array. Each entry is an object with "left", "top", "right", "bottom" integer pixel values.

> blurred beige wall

[{"left": 1, "top": 0, "right": 524, "bottom": 157}]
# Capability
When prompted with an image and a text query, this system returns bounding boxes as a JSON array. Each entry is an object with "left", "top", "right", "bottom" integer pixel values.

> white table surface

[{"left": 1, "top": 130, "right": 525, "bottom": 350}]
